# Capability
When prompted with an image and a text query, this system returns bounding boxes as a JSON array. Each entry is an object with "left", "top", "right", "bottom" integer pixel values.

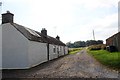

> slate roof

[
  {"left": 106, "top": 32, "right": 120, "bottom": 41},
  {"left": 10, "top": 23, "right": 66, "bottom": 46}
]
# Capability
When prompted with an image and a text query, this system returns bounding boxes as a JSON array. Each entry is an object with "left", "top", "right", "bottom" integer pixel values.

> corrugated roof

[{"left": 10, "top": 23, "right": 66, "bottom": 46}]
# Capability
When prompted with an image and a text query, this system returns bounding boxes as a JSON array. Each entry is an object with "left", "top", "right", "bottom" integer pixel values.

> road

[{"left": 2, "top": 49, "right": 119, "bottom": 79}]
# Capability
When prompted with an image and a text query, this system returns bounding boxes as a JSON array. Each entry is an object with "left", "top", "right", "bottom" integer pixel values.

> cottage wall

[
  {"left": 65, "top": 47, "right": 68, "bottom": 55},
  {"left": 58, "top": 46, "right": 63, "bottom": 57},
  {"left": 61, "top": 46, "right": 64, "bottom": 56},
  {"left": 59, "top": 46, "right": 64, "bottom": 56},
  {"left": 28, "top": 41, "right": 48, "bottom": 67},
  {"left": 49, "top": 44, "right": 58, "bottom": 60},
  {"left": 2, "top": 23, "right": 29, "bottom": 69}
]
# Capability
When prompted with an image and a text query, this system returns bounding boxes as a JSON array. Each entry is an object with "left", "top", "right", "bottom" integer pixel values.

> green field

[
  {"left": 68, "top": 48, "right": 82, "bottom": 54},
  {"left": 88, "top": 50, "right": 120, "bottom": 69}
]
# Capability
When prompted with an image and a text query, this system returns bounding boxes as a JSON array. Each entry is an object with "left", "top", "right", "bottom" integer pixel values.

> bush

[
  {"left": 88, "top": 44, "right": 106, "bottom": 51},
  {"left": 90, "top": 48, "right": 101, "bottom": 50}
]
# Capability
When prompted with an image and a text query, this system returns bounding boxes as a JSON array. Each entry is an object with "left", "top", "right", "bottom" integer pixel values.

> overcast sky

[{"left": 1, "top": 0, "right": 119, "bottom": 43}]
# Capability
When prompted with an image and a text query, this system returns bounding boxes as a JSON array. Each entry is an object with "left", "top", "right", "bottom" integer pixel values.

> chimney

[
  {"left": 41, "top": 28, "right": 47, "bottom": 36},
  {"left": 2, "top": 11, "right": 14, "bottom": 24},
  {"left": 56, "top": 35, "right": 60, "bottom": 40}
]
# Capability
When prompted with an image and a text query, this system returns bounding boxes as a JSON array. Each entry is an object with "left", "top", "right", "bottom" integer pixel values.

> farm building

[
  {"left": 106, "top": 32, "right": 120, "bottom": 52},
  {"left": 0, "top": 11, "right": 68, "bottom": 69}
]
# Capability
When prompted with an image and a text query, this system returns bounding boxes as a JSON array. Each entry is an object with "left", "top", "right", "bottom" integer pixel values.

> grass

[
  {"left": 88, "top": 50, "right": 120, "bottom": 69},
  {"left": 68, "top": 48, "right": 82, "bottom": 54}
]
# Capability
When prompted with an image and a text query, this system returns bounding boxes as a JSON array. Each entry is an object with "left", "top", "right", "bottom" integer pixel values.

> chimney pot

[
  {"left": 41, "top": 28, "right": 47, "bottom": 36},
  {"left": 7, "top": 11, "right": 10, "bottom": 13},
  {"left": 56, "top": 35, "right": 60, "bottom": 40}
]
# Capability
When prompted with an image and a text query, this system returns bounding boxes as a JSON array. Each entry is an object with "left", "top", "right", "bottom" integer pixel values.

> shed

[{"left": 106, "top": 32, "right": 120, "bottom": 52}]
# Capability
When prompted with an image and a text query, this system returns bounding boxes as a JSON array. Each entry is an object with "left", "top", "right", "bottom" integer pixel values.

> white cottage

[{"left": 0, "top": 11, "right": 68, "bottom": 69}]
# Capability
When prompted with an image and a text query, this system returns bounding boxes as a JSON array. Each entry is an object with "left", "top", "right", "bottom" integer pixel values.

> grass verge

[
  {"left": 88, "top": 50, "right": 120, "bottom": 69},
  {"left": 69, "top": 48, "right": 82, "bottom": 54}
]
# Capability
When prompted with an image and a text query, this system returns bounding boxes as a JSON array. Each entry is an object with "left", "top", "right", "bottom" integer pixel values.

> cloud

[
  {"left": 2, "top": 0, "right": 119, "bottom": 43},
  {"left": 81, "top": 0, "right": 118, "bottom": 10},
  {"left": 92, "top": 13, "right": 117, "bottom": 29},
  {"left": 61, "top": 12, "right": 118, "bottom": 43}
]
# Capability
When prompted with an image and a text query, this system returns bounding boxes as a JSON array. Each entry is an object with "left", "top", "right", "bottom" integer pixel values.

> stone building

[{"left": 106, "top": 32, "right": 120, "bottom": 52}]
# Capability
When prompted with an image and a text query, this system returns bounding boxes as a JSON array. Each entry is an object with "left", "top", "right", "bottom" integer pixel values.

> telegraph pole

[{"left": 93, "top": 30, "right": 95, "bottom": 40}]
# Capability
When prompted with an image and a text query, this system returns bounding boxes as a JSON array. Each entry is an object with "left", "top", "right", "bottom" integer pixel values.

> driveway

[{"left": 2, "top": 49, "right": 119, "bottom": 79}]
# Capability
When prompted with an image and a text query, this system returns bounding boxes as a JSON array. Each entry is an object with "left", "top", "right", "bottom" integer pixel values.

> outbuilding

[
  {"left": 106, "top": 32, "right": 120, "bottom": 52},
  {"left": 0, "top": 11, "right": 68, "bottom": 69}
]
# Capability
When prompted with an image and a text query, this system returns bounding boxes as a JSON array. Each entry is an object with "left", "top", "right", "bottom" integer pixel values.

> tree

[
  {"left": 66, "top": 42, "right": 74, "bottom": 48},
  {"left": 66, "top": 40, "right": 103, "bottom": 48}
]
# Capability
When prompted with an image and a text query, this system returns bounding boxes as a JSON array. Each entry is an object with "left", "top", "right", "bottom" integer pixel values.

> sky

[{"left": 0, "top": 0, "right": 119, "bottom": 43}]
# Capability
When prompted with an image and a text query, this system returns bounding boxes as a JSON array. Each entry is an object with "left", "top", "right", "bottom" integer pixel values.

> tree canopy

[{"left": 66, "top": 40, "right": 103, "bottom": 48}]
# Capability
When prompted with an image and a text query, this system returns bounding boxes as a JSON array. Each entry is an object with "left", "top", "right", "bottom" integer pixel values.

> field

[
  {"left": 88, "top": 50, "right": 120, "bottom": 69},
  {"left": 68, "top": 48, "right": 82, "bottom": 54}
]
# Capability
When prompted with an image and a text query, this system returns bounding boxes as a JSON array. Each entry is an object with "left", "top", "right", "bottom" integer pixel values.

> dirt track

[{"left": 2, "top": 49, "right": 119, "bottom": 79}]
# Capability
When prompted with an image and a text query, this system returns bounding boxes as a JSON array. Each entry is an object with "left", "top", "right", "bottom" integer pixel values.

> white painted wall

[
  {"left": 49, "top": 44, "right": 58, "bottom": 60},
  {"left": 28, "top": 41, "right": 48, "bottom": 67},
  {"left": 54, "top": 45, "right": 59, "bottom": 58},
  {"left": 65, "top": 47, "right": 68, "bottom": 55},
  {"left": 58, "top": 46, "right": 61, "bottom": 57},
  {"left": 2, "top": 23, "right": 29, "bottom": 69},
  {"left": 58, "top": 46, "right": 63, "bottom": 57},
  {"left": 61, "top": 46, "right": 64, "bottom": 56},
  {"left": 0, "top": 25, "right": 2, "bottom": 69},
  {"left": 55, "top": 46, "right": 58, "bottom": 57}
]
